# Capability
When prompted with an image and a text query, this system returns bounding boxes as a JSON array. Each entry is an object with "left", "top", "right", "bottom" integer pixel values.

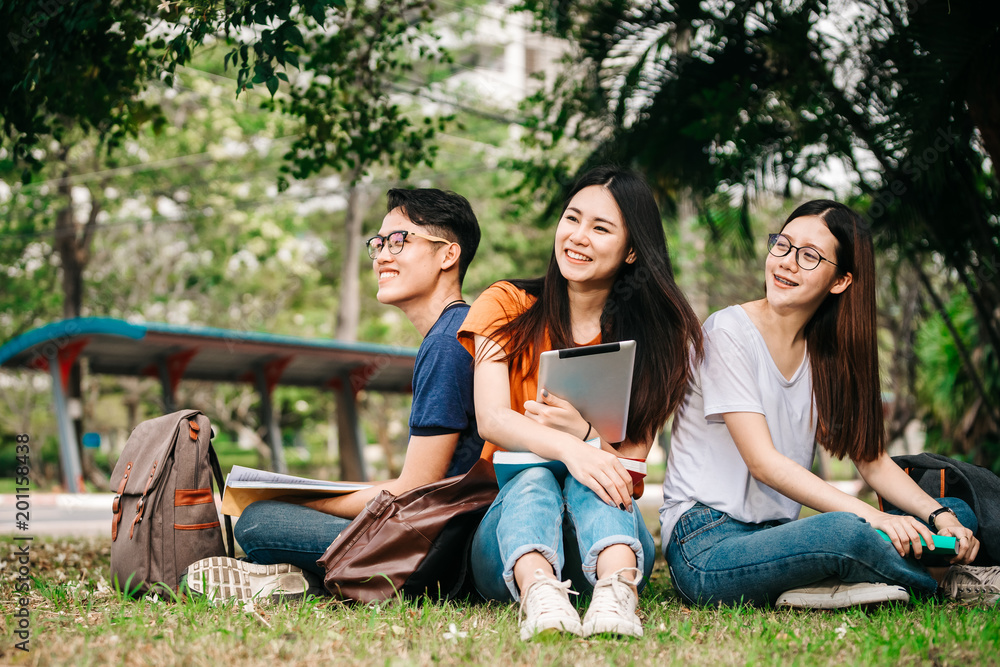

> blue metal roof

[
  {"left": 0, "top": 318, "right": 417, "bottom": 393},
  {"left": 0, "top": 318, "right": 146, "bottom": 365}
]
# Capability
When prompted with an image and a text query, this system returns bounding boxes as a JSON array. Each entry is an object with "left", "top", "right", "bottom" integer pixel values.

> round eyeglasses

[
  {"left": 767, "top": 233, "right": 838, "bottom": 271},
  {"left": 365, "top": 230, "right": 452, "bottom": 260}
]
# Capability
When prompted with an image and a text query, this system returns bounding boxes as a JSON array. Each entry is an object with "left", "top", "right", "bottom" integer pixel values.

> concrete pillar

[
  {"left": 336, "top": 372, "right": 368, "bottom": 482},
  {"left": 254, "top": 369, "right": 287, "bottom": 474},
  {"left": 49, "top": 352, "right": 84, "bottom": 493}
]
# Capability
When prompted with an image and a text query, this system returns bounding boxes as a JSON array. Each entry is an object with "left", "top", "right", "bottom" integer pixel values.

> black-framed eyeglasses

[
  {"left": 767, "top": 233, "right": 838, "bottom": 271},
  {"left": 365, "top": 230, "right": 452, "bottom": 260}
]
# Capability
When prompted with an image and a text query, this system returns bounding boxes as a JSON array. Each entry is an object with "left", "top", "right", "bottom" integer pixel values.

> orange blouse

[{"left": 458, "top": 281, "right": 600, "bottom": 461}]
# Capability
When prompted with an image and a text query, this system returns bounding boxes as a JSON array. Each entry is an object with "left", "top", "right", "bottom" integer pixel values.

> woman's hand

[
  {"left": 933, "top": 514, "right": 980, "bottom": 564},
  {"left": 560, "top": 439, "right": 634, "bottom": 511},
  {"left": 523, "top": 389, "right": 592, "bottom": 441},
  {"left": 869, "top": 512, "right": 938, "bottom": 559}
]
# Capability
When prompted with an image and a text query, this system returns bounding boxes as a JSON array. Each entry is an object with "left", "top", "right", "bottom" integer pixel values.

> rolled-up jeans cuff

[
  {"left": 504, "top": 543, "right": 560, "bottom": 602},
  {"left": 582, "top": 536, "right": 643, "bottom": 588}
]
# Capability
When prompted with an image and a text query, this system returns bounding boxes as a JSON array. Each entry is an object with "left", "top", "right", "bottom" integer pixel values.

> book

[
  {"left": 492, "top": 445, "right": 646, "bottom": 489},
  {"left": 875, "top": 529, "right": 957, "bottom": 565},
  {"left": 220, "top": 465, "right": 371, "bottom": 517}
]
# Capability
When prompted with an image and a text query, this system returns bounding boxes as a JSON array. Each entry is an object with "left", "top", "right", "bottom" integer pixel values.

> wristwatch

[{"left": 928, "top": 506, "right": 957, "bottom": 530}]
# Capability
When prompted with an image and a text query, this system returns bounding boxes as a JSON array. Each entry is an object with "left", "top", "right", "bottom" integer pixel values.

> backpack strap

[
  {"left": 208, "top": 444, "right": 235, "bottom": 558},
  {"left": 111, "top": 461, "right": 133, "bottom": 542},
  {"left": 130, "top": 460, "right": 158, "bottom": 539}
]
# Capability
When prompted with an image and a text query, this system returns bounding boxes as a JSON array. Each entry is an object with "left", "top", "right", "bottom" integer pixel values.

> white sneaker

[
  {"left": 582, "top": 567, "right": 643, "bottom": 637},
  {"left": 776, "top": 578, "right": 910, "bottom": 609},
  {"left": 941, "top": 565, "right": 1000, "bottom": 604},
  {"left": 518, "top": 569, "right": 583, "bottom": 640},
  {"left": 181, "top": 557, "right": 308, "bottom": 603}
]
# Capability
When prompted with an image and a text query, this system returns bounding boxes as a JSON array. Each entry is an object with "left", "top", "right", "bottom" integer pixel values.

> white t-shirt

[{"left": 659, "top": 305, "right": 817, "bottom": 549}]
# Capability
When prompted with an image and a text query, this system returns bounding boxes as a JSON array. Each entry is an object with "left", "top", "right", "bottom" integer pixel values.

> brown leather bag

[{"left": 318, "top": 457, "right": 498, "bottom": 602}]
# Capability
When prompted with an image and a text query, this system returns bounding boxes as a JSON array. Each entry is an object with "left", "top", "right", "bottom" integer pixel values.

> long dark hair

[
  {"left": 488, "top": 166, "right": 703, "bottom": 446},
  {"left": 782, "top": 200, "right": 883, "bottom": 461}
]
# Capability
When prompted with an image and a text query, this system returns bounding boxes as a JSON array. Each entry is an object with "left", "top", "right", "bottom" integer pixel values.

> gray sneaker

[
  {"left": 940, "top": 565, "right": 1000, "bottom": 604},
  {"left": 776, "top": 578, "right": 910, "bottom": 609},
  {"left": 181, "top": 556, "right": 308, "bottom": 603}
]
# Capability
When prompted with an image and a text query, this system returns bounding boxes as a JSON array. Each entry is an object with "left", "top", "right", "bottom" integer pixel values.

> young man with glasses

[{"left": 183, "top": 188, "right": 484, "bottom": 602}]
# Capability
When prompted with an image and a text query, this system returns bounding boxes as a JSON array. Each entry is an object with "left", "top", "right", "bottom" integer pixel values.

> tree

[
  {"left": 1, "top": 0, "right": 451, "bottom": 478},
  {"left": 514, "top": 0, "right": 1000, "bottom": 466}
]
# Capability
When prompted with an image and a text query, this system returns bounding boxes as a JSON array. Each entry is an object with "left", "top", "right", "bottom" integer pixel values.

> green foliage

[
  {"left": 2, "top": 1, "right": 450, "bottom": 187},
  {"left": 511, "top": 0, "right": 851, "bottom": 220},
  {"left": 0, "top": 0, "right": 165, "bottom": 180},
  {"left": 916, "top": 291, "right": 1000, "bottom": 472},
  {"left": 1, "top": 61, "right": 316, "bottom": 339},
  {"left": 269, "top": 1, "right": 453, "bottom": 187}
]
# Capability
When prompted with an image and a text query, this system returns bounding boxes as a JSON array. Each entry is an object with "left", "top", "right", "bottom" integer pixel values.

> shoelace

[
  {"left": 588, "top": 569, "right": 641, "bottom": 616},
  {"left": 519, "top": 574, "right": 578, "bottom": 622},
  {"left": 946, "top": 566, "right": 1000, "bottom": 596}
]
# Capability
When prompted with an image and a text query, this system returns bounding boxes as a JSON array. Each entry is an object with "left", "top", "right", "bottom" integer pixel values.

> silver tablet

[{"left": 536, "top": 340, "right": 636, "bottom": 443}]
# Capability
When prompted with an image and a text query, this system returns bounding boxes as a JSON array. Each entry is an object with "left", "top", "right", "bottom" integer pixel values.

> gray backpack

[{"left": 110, "top": 409, "right": 234, "bottom": 596}]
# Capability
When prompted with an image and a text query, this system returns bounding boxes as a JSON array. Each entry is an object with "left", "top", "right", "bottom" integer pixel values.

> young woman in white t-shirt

[{"left": 660, "top": 200, "right": 997, "bottom": 607}]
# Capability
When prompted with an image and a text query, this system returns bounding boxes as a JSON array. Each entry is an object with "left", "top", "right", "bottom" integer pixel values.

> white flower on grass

[
  {"left": 835, "top": 623, "right": 848, "bottom": 640},
  {"left": 95, "top": 578, "right": 112, "bottom": 595},
  {"left": 442, "top": 623, "right": 468, "bottom": 641}
]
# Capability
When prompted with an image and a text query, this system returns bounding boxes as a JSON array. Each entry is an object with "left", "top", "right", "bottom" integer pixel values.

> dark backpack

[
  {"left": 110, "top": 410, "right": 234, "bottom": 596},
  {"left": 879, "top": 452, "right": 1000, "bottom": 566}
]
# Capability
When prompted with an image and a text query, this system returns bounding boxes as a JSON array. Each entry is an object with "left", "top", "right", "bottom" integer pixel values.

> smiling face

[
  {"left": 372, "top": 208, "right": 452, "bottom": 308},
  {"left": 553, "top": 185, "right": 635, "bottom": 291},
  {"left": 765, "top": 214, "right": 852, "bottom": 312}
]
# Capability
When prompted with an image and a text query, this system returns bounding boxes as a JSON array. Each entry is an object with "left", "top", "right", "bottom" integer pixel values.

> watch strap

[{"left": 928, "top": 506, "right": 956, "bottom": 530}]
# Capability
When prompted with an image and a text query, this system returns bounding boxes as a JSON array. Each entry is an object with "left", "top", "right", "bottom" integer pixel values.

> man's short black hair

[{"left": 386, "top": 188, "right": 481, "bottom": 285}]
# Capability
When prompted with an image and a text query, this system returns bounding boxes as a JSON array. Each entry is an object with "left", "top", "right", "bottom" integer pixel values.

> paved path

[
  {"left": 1, "top": 493, "right": 116, "bottom": 537},
  {"left": 0, "top": 493, "right": 228, "bottom": 538}
]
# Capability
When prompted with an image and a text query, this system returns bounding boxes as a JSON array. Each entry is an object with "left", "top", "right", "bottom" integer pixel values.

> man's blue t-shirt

[{"left": 409, "top": 303, "right": 484, "bottom": 477}]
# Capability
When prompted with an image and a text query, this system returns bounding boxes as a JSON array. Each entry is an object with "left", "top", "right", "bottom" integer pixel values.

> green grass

[{"left": 1, "top": 537, "right": 998, "bottom": 666}]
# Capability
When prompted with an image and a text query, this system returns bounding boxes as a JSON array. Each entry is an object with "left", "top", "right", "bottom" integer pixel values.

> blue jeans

[
  {"left": 665, "top": 497, "right": 978, "bottom": 606},
  {"left": 471, "top": 466, "right": 655, "bottom": 601},
  {"left": 234, "top": 500, "right": 352, "bottom": 577}
]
